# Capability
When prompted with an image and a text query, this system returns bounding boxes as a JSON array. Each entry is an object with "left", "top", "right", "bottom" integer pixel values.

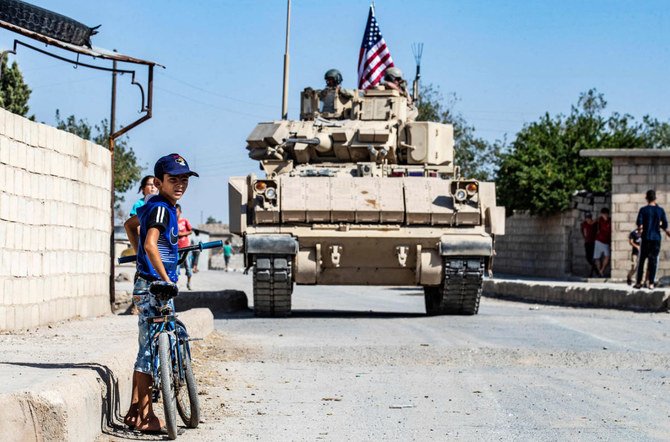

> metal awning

[{"left": 0, "top": 19, "right": 161, "bottom": 66}]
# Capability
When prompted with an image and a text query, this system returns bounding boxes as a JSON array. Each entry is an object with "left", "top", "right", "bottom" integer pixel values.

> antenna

[
  {"left": 411, "top": 42, "right": 423, "bottom": 103},
  {"left": 281, "top": 0, "right": 291, "bottom": 120}
]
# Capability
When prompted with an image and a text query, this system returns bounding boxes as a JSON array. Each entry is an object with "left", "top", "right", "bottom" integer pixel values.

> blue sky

[{"left": 1, "top": 0, "right": 668, "bottom": 223}]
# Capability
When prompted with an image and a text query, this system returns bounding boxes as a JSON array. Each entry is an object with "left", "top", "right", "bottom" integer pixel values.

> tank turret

[{"left": 247, "top": 88, "right": 451, "bottom": 177}]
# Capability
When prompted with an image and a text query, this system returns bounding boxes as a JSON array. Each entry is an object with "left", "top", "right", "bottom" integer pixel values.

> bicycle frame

[{"left": 147, "top": 300, "right": 191, "bottom": 392}]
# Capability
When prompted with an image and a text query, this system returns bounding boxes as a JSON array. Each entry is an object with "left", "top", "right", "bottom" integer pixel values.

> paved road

[
  {"left": 162, "top": 269, "right": 670, "bottom": 441},
  {"left": 108, "top": 267, "right": 670, "bottom": 441}
]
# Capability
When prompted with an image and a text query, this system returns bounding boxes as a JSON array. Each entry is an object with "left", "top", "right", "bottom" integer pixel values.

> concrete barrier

[
  {"left": 483, "top": 278, "right": 670, "bottom": 312},
  {"left": 0, "top": 308, "right": 214, "bottom": 441},
  {"left": 175, "top": 290, "right": 248, "bottom": 313}
]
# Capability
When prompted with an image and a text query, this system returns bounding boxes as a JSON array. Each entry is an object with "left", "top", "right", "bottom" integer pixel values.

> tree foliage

[
  {"left": 55, "top": 110, "right": 143, "bottom": 207},
  {"left": 205, "top": 216, "right": 221, "bottom": 224},
  {"left": 497, "top": 89, "right": 669, "bottom": 216},
  {"left": 416, "top": 84, "right": 502, "bottom": 181},
  {"left": 0, "top": 55, "right": 32, "bottom": 117}
]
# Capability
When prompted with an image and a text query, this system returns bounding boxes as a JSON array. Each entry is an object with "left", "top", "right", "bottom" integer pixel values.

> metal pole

[
  {"left": 281, "top": 0, "right": 291, "bottom": 120},
  {"left": 109, "top": 56, "right": 117, "bottom": 306}
]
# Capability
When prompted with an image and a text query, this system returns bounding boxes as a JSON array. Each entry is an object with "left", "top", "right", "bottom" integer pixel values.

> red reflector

[{"left": 390, "top": 171, "right": 405, "bottom": 177}]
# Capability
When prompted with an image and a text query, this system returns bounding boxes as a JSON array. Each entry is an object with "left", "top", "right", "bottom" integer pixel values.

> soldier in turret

[
  {"left": 380, "top": 67, "right": 417, "bottom": 120},
  {"left": 319, "top": 68, "right": 354, "bottom": 115},
  {"left": 381, "top": 67, "right": 413, "bottom": 105}
]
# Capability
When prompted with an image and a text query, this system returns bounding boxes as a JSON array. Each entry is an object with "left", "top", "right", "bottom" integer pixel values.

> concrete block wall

[
  {"left": 494, "top": 210, "right": 575, "bottom": 278},
  {"left": 0, "top": 108, "right": 111, "bottom": 331},
  {"left": 494, "top": 192, "right": 611, "bottom": 278},
  {"left": 610, "top": 157, "right": 670, "bottom": 281}
]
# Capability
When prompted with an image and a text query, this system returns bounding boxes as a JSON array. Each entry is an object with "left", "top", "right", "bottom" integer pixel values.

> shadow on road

[{"left": 212, "top": 309, "right": 426, "bottom": 319}]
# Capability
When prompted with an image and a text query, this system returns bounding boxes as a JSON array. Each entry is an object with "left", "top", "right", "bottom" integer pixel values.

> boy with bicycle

[{"left": 123, "top": 153, "right": 198, "bottom": 432}]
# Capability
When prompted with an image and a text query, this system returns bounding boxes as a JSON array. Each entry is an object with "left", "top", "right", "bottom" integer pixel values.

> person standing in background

[
  {"left": 626, "top": 226, "right": 642, "bottom": 285},
  {"left": 593, "top": 207, "right": 611, "bottom": 278},
  {"left": 129, "top": 176, "right": 158, "bottom": 217},
  {"left": 581, "top": 212, "right": 598, "bottom": 277},
  {"left": 191, "top": 230, "right": 202, "bottom": 273},
  {"left": 634, "top": 190, "right": 670, "bottom": 290},
  {"left": 176, "top": 204, "right": 193, "bottom": 290},
  {"left": 223, "top": 240, "right": 233, "bottom": 272}
]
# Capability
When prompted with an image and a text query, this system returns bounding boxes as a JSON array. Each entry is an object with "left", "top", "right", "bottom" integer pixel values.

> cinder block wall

[
  {"left": 0, "top": 108, "right": 111, "bottom": 331},
  {"left": 611, "top": 157, "right": 670, "bottom": 281},
  {"left": 494, "top": 193, "right": 611, "bottom": 278},
  {"left": 494, "top": 211, "right": 575, "bottom": 278}
]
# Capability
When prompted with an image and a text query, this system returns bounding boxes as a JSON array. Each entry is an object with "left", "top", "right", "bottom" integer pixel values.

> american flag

[{"left": 357, "top": 5, "right": 394, "bottom": 90}]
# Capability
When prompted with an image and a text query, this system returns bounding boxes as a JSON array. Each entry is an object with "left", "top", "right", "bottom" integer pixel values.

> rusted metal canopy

[{"left": 0, "top": 19, "right": 161, "bottom": 66}]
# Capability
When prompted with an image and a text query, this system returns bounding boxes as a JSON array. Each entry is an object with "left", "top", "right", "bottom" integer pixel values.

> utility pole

[
  {"left": 281, "top": 0, "right": 291, "bottom": 120},
  {"left": 109, "top": 54, "right": 117, "bottom": 305}
]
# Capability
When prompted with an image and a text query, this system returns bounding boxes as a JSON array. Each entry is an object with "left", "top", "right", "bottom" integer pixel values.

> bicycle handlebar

[{"left": 117, "top": 240, "right": 224, "bottom": 264}]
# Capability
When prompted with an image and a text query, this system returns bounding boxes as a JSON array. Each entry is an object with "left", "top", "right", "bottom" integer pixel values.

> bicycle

[{"left": 119, "top": 240, "right": 223, "bottom": 439}]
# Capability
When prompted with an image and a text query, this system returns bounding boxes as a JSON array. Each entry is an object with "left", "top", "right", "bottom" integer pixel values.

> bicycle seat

[{"left": 149, "top": 281, "right": 179, "bottom": 301}]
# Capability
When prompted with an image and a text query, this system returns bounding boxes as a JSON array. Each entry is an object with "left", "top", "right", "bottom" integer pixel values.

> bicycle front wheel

[
  {"left": 176, "top": 341, "right": 200, "bottom": 428},
  {"left": 158, "top": 332, "right": 178, "bottom": 440}
]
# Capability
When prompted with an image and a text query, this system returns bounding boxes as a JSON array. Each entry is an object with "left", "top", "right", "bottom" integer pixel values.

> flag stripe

[
  {"left": 358, "top": 40, "right": 389, "bottom": 78},
  {"left": 357, "top": 5, "right": 394, "bottom": 90}
]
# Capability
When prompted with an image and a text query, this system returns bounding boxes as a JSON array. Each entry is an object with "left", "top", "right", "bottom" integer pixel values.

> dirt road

[{"left": 175, "top": 271, "right": 670, "bottom": 441}]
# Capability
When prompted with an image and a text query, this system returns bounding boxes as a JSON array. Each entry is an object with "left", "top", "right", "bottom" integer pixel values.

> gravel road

[{"left": 167, "top": 270, "right": 670, "bottom": 441}]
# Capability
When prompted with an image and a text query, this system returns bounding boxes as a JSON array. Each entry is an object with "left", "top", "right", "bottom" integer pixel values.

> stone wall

[
  {"left": 610, "top": 156, "right": 670, "bottom": 281},
  {"left": 494, "top": 211, "right": 576, "bottom": 278},
  {"left": 0, "top": 108, "right": 111, "bottom": 331},
  {"left": 494, "top": 192, "right": 611, "bottom": 278}
]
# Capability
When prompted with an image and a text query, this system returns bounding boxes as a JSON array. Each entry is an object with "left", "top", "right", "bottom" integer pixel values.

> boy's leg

[
  {"left": 135, "top": 372, "right": 163, "bottom": 432},
  {"left": 129, "top": 277, "right": 163, "bottom": 432},
  {"left": 123, "top": 370, "right": 142, "bottom": 427},
  {"left": 647, "top": 240, "right": 661, "bottom": 286},
  {"left": 636, "top": 242, "right": 649, "bottom": 286},
  {"left": 601, "top": 246, "right": 610, "bottom": 277},
  {"left": 627, "top": 254, "right": 638, "bottom": 285},
  {"left": 185, "top": 258, "right": 193, "bottom": 289}
]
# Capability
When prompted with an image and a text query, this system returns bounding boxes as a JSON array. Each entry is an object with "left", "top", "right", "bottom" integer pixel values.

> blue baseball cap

[{"left": 154, "top": 153, "right": 199, "bottom": 178}]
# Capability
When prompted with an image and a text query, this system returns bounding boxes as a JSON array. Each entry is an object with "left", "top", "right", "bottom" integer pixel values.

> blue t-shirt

[
  {"left": 136, "top": 194, "right": 179, "bottom": 282},
  {"left": 129, "top": 197, "right": 145, "bottom": 217},
  {"left": 636, "top": 205, "right": 669, "bottom": 241}
]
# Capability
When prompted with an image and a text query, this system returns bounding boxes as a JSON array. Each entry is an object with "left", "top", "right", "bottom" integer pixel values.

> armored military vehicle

[{"left": 229, "top": 85, "right": 505, "bottom": 317}]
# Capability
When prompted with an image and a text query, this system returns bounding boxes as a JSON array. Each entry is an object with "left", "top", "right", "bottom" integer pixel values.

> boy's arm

[
  {"left": 124, "top": 216, "right": 140, "bottom": 252},
  {"left": 145, "top": 227, "right": 171, "bottom": 282}
]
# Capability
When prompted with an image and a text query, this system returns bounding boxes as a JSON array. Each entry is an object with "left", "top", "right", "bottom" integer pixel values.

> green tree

[
  {"left": 496, "top": 89, "right": 658, "bottom": 216},
  {"left": 55, "top": 110, "right": 143, "bottom": 207},
  {"left": 0, "top": 54, "right": 32, "bottom": 117},
  {"left": 205, "top": 216, "right": 221, "bottom": 224},
  {"left": 416, "top": 84, "right": 503, "bottom": 181}
]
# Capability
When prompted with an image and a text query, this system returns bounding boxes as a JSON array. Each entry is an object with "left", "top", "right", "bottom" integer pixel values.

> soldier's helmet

[
  {"left": 384, "top": 67, "right": 404, "bottom": 83},
  {"left": 324, "top": 68, "right": 343, "bottom": 86}
]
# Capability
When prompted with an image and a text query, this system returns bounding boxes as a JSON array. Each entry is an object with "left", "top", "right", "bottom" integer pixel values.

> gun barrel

[{"left": 285, "top": 137, "right": 320, "bottom": 145}]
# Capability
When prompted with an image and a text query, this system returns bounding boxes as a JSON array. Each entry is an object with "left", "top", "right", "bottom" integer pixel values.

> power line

[
  {"left": 158, "top": 71, "right": 278, "bottom": 109},
  {"left": 155, "top": 86, "right": 271, "bottom": 120}
]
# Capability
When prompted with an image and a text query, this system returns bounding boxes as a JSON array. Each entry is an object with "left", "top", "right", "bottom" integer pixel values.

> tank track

[
  {"left": 252, "top": 255, "right": 293, "bottom": 317},
  {"left": 425, "top": 257, "right": 484, "bottom": 316}
]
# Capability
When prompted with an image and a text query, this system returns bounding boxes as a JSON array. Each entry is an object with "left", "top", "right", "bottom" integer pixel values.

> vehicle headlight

[
  {"left": 466, "top": 182, "right": 478, "bottom": 196},
  {"left": 254, "top": 181, "right": 267, "bottom": 193},
  {"left": 265, "top": 187, "right": 277, "bottom": 200},
  {"left": 454, "top": 188, "right": 468, "bottom": 202}
]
